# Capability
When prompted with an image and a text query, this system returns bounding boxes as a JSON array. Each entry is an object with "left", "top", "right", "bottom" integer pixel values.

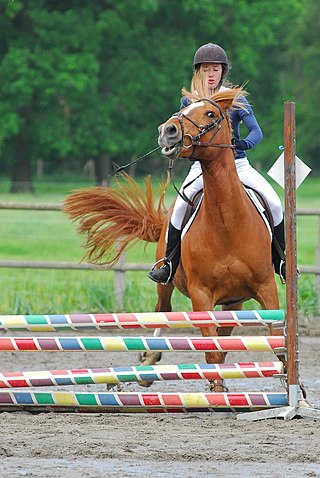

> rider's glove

[{"left": 233, "top": 138, "right": 247, "bottom": 150}]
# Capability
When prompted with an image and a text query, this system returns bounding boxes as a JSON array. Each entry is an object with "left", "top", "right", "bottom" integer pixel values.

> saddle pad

[
  {"left": 245, "top": 188, "right": 272, "bottom": 238},
  {"left": 181, "top": 193, "right": 203, "bottom": 240},
  {"left": 181, "top": 188, "right": 272, "bottom": 240}
]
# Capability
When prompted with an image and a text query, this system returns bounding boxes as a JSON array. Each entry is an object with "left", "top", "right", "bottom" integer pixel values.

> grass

[{"left": 0, "top": 174, "right": 319, "bottom": 317}]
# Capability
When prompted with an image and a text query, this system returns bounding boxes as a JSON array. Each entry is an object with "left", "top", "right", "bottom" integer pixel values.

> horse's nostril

[{"left": 164, "top": 123, "right": 178, "bottom": 136}]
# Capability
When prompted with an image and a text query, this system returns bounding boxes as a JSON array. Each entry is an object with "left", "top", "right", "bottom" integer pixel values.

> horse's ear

[
  {"left": 216, "top": 98, "right": 235, "bottom": 113},
  {"left": 212, "top": 86, "right": 246, "bottom": 113}
]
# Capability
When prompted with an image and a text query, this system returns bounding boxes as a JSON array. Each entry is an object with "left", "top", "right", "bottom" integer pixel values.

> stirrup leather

[{"left": 149, "top": 258, "right": 173, "bottom": 285}]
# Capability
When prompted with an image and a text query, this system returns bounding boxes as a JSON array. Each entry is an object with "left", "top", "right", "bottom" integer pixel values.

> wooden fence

[{"left": 0, "top": 202, "right": 319, "bottom": 308}]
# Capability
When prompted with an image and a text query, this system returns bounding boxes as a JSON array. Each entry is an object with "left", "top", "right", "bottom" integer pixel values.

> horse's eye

[{"left": 207, "top": 112, "right": 215, "bottom": 118}]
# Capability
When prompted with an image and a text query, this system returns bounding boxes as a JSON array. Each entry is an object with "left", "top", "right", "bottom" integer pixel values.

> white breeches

[{"left": 170, "top": 158, "right": 283, "bottom": 230}]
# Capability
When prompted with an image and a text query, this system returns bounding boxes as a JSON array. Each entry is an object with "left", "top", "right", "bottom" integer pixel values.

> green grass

[{"left": 0, "top": 174, "right": 319, "bottom": 317}]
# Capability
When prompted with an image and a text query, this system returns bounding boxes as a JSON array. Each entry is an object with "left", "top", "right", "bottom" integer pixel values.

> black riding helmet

[{"left": 193, "top": 43, "right": 229, "bottom": 78}]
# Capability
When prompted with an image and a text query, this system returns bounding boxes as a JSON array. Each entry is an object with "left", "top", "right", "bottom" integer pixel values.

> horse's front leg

[
  {"left": 200, "top": 325, "right": 230, "bottom": 392},
  {"left": 204, "top": 302, "right": 245, "bottom": 392},
  {"left": 190, "top": 289, "right": 230, "bottom": 392}
]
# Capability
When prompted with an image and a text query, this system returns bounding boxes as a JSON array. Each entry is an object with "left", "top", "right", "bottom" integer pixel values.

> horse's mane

[{"left": 181, "top": 86, "right": 248, "bottom": 111}]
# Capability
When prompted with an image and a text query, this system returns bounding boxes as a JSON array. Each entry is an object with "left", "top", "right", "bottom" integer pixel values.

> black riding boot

[
  {"left": 272, "top": 219, "right": 286, "bottom": 283},
  {"left": 147, "top": 223, "right": 182, "bottom": 284}
]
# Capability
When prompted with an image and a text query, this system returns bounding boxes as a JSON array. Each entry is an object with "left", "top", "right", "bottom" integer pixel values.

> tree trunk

[
  {"left": 95, "top": 153, "right": 111, "bottom": 186},
  {"left": 10, "top": 135, "right": 34, "bottom": 193}
]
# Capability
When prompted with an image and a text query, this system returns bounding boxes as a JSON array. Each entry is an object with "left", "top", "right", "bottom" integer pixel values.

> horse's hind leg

[
  {"left": 255, "top": 280, "right": 286, "bottom": 362},
  {"left": 154, "top": 282, "right": 175, "bottom": 313},
  {"left": 255, "top": 279, "right": 280, "bottom": 335},
  {"left": 138, "top": 282, "right": 175, "bottom": 387},
  {"left": 258, "top": 284, "right": 307, "bottom": 399}
]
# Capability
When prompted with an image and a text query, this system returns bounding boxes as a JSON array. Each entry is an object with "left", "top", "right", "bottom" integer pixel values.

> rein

[
  {"left": 169, "top": 98, "right": 235, "bottom": 205},
  {"left": 168, "top": 158, "right": 202, "bottom": 206},
  {"left": 113, "top": 145, "right": 161, "bottom": 174},
  {"left": 114, "top": 100, "right": 234, "bottom": 208}
]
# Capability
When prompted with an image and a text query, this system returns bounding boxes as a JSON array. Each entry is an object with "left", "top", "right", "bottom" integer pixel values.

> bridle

[
  {"left": 168, "top": 98, "right": 236, "bottom": 205},
  {"left": 177, "top": 98, "right": 235, "bottom": 161}
]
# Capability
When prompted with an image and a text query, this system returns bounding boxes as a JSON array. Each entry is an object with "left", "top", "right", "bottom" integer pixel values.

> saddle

[{"left": 181, "top": 186, "right": 274, "bottom": 240}]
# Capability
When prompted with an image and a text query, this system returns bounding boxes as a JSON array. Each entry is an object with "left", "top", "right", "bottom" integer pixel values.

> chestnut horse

[{"left": 63, "top": 87, "right": 282, "bottom": 391}]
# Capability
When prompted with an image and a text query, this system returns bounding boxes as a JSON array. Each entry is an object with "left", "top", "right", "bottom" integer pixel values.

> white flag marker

[{"left": 267, "top": 152, "right": 311, "bottom": 189}]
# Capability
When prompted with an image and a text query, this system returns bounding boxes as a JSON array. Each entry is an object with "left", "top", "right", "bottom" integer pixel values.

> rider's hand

[{"left": 233, "top": 138, "right": 247, "bottom": 150}]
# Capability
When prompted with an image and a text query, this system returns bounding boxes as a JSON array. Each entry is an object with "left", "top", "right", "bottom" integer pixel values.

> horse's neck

[{"left": 201, "top": 153, "right": 249, "bottom": 224}]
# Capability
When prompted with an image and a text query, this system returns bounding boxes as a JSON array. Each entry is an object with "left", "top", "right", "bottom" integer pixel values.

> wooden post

[
  {"left": 317, "top": 218, "right": 320, "bottom": 301},
  {"left": 284, "top": 101, "right": 299, "bottom": 406},
  {"left": 114, "top": 253, "right": 126, "bottom": 310}
]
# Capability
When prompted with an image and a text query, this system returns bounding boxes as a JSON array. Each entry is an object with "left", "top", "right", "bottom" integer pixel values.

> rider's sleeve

[
  {"left": 180, "top": 97, "right": 191, "bottom": 110},
  {"left": 237, "top": 97, "right": 263, "bottom": 149}
]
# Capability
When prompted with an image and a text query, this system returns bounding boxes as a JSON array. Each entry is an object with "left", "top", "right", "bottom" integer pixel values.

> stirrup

[
  {"left": 279, "top": 259, "right": 301, "bottom": 285},
  {"left": 279, "top": 259, "right": 286, "bottom": 284},
  {"left": 148, "top": 258, "right": 173, "bottom": 285},
  {"left": 209, "top": 379, "right": 229, "bottom": 392}
]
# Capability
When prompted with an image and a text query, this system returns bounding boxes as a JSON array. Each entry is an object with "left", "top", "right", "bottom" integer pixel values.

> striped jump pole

[
  {"left": 0, "top": 336, "right": 285, "bottom": 352},
  {"left": 0, "top": 310, "right": 284, "bottom": 332},
  {"left": 0, "top": 390, "right": 289, "bottom": 413},
  {"left": 0, "top": 362, "right": 284, "bottom": 388}
]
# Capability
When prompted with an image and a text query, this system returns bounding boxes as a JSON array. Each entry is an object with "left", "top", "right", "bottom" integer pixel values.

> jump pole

[
  {"left": 0, "top": 390, "right": 288, "bottom": 413},
  {"left": 0, "top": 310, "right": 284, "bottom": 331},
  {"left": 239, "top": 101, "right": 320, "bottom": 421},
  {"left": 0, "top": 362, "right": 284, "bottom": 388},
  {"left": 0, "top": 335, "right": 285, "bottom": 352}
]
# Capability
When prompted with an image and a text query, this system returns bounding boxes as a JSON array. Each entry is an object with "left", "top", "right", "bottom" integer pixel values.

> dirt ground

[{"left": 1, "top": 321, "right": 320, "bottom": 478}]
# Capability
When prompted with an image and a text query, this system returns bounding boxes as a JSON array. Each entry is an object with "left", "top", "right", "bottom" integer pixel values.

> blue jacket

[{"left": 180, "top": 95, "right": 263, "bottom": 160}]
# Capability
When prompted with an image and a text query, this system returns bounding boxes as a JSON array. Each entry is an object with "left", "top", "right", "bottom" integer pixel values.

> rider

[{"left": 148, "top": 43, "right": 286, "bottom": 285}]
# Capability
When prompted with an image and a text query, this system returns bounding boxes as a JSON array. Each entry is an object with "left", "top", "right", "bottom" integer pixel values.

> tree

[
  {"left": 0, "top": 0, "right": 100, "bottom": 191},
  {"left": 289, "top": 0, "right": 320, "bottom": 169},
  {"left": 1, "top": 0, "right": 316, "bottom": 194}
]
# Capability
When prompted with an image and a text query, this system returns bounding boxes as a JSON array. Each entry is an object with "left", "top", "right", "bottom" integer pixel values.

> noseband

[{"left": 177, "top": 98, "right": 235, "bottom": 160}]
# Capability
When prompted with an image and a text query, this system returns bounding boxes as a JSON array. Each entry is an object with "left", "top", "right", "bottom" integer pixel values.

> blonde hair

[
  {"left": 181, "top": 85, "right": 248, "bottom": 113},
  {"left": 182, "top": 67, "right": 231, "bottom": 100}
]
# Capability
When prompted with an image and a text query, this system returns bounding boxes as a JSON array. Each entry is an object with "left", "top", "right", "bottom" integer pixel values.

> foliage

[{"left": 0, "top": 0, "right": 317, "bottom": 192}]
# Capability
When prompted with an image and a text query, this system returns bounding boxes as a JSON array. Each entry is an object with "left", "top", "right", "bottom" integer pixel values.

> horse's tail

[{"left": 62, "top": 173, "right": 168, "bottom": 266}]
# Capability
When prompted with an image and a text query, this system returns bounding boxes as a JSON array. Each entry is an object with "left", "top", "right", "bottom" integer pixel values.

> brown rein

[
  {"left": 168, "top": 99, "right": 235, "bottom": 205},
  {"left": 188, "top": 139, "right": 235, "bottom": 149}
]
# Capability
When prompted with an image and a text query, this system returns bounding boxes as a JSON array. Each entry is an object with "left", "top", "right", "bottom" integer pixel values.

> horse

[{"left": 63, "top": 87, "right": 282, "bottom": 392}]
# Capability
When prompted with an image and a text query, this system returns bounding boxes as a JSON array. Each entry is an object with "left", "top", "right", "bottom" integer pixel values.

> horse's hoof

[
  {"left": 138, "top": 352, "right": 162, "bottom": 366},
  {"left": 106, "top": 383, "right": 123, "bottom": 391},
  {"left": 137, "top": 352, "right": 162, "bottom": 387},
  {"left": 138, "top": 380, "right": 153, "bottom": 388},
  {"left": 209, "top": 379, "right": 229, "bottom": 393}
]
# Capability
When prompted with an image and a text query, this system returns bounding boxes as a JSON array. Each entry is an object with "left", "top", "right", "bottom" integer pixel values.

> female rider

[{"left": 148, "top": 43, "right": 286, "bottom": 284}]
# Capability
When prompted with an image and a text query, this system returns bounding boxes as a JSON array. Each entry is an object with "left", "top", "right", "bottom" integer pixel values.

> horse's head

[{"left": 158, "top": 87, "right": 244, "bottom": 160}]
